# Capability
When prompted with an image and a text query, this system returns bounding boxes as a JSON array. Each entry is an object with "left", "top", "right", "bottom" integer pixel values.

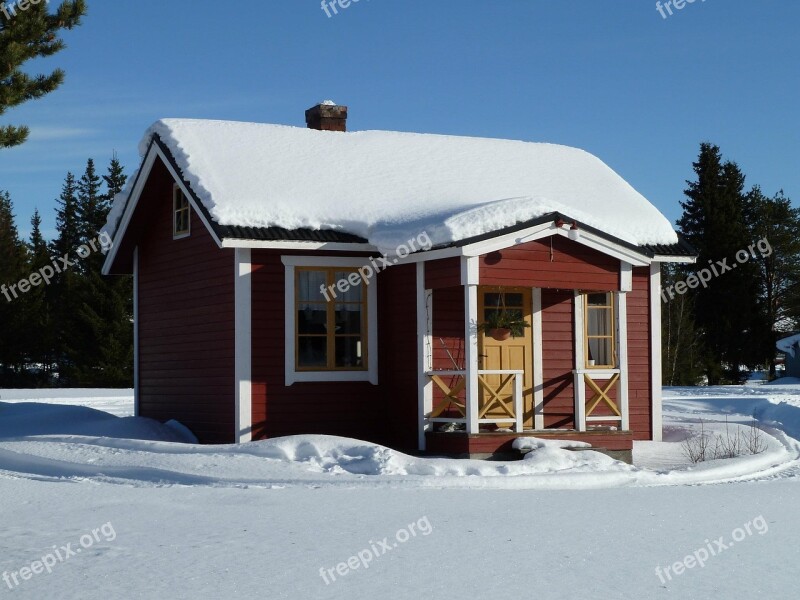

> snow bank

[
  {"left": 0, "top": 401, "right": 193, "bottom": 443},
  {"left": 103, "top": 119, "right": 679, "bottom": 251}
]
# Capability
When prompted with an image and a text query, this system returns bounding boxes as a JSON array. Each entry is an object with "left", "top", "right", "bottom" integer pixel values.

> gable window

[
  {"left": 296, "top": 268, "right": 367, "bottom": 370},
  {"left": 282, "top": 257, "right": 378, "bottom": 385},
  {"left": 173, "top": 185, "right": 191, "bottom": 238},
  {"left": 584, "top": 292, "right": 616, "bottom": 368}
]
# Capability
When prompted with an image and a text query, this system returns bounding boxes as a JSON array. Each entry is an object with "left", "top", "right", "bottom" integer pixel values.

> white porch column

[
  {"left": 416, "top": 263, "right": 433, "bottom": 451},
  {"left": 650, "top": 262, "right": 663, "bottom": 441},
  {"left": 616, "top": 291, "right": 630, "bottom": 431},
  {"left": 532, "top": 287, "right": 545, "bottom": 430},
  {"left": 573, "top": 291, "right": 587, "bottom": 432},
  {"left": 234, "top": 248, "right": 252, "bottom": 443},
  {"left": 462, "top": 257, "right": 480, "bottom": 434}
]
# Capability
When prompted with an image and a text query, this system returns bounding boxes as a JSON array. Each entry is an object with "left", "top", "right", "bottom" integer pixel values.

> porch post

[
  {"left": 532, "top": 287, "right": 545, "bottom": 430},
  {"left": 462, "top": 257, "right": 480, "bottom": 434},
  {"left": 416, "top": 263, "right": 433, "bottom": 451},
  {"left": 573, "top": 291, "right": 587, "bottom": 432},
  {"left": 616, "top": 290, "right": 630, "bottom": 431},
  {"left": 650, "top": 262, "right": 663, "bottom": 441}
]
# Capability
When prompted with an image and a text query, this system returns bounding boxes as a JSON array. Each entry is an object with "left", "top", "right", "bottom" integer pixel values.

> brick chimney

[{"left": 305, "top": 100, "right": 348, "bottom": 132}]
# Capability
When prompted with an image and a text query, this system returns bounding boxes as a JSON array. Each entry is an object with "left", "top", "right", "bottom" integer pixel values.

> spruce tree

[
  {"left": 744, "top": 187, "right": 800, "bottom": 377},
  {"left": 0, "top": 190, "right": 27, "bottom": 383},
  {"left": 24, "top": 210, "right": 56, "bottom": 382},
  {"left": 0, "top": 1, "right": 86, "bottom": 147},
  {"left": 50, "top": 172, "right": 83, "bottom": 383},
  {"left": 678, "top": 143, "right": 764, "bottom": 384}
]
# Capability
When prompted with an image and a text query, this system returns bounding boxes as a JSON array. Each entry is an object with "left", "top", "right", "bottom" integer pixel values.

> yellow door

[{"left": 478, "top": 288, "right": 534, "bottom": 429}]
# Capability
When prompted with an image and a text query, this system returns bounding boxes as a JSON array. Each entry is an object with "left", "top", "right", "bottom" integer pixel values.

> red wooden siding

[
  {"left": 479, "top": 236, "right": 620, "bottom": 290},
  {"left": 136, "top": 159, "right": 236, "bottom": 444},
  {"left": 628, "top": 267, "right": 653, "bottom": 439},
  {"left": 378, "top": 264, "right": 419, "bottom": 450},
  {"left": 540, "top": 289, "right": 576, "bottom": 429},
  {"left": 425, "top": 257, "right": 461, "bottom": 289},
  {"left": 250, "top": 250, "right": 388, "bottom": 445}
]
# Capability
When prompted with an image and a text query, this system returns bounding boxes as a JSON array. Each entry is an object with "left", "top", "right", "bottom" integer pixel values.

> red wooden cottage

[{"left": 102, "top": 102, "right": 695, "bottom": 459}]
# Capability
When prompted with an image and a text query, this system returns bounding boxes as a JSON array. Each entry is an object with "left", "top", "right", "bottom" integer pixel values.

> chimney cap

[{"left": 305, "top": 101, "right": 348, "bottom": 132}]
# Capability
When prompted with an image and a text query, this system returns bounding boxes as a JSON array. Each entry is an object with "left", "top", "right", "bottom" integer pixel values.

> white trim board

[
  {"left": 650, "top": 262, "right": 663, "bottom": 441},
  {"left": 234, "top": 248, "right": 253, "bottom": 443},
  {"left": 133, "top": 247, "right": 140, "bottom": 417},
  {"left": 282, "top": 255, "right": 379, "bottom": 386}
]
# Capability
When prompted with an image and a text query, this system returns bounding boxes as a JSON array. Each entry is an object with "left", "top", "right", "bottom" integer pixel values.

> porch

[{"left": 413, "top": 239, "right": 646, "bottom": 457}]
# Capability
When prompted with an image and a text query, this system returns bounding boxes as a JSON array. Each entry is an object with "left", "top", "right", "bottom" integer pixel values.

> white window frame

[
  {"left": 282, "top": 256, "right": 379, "bottom": 386},
  {"left": 173, "top": 184, "right": 191, "bottom": 239}
]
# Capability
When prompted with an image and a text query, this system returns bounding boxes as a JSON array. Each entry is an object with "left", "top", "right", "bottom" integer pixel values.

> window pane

[
  {"left": 588, "top": 338, "right": 612, "bottom": 365},
  {"left": 298, "top": 337, "right": 327, "bottom": 367},
  {"left": 298, "top": 304, "right": 327, "bottom": 334},
  {"left": 335, "top": 337, "right": 363, "bottom": 368},
  {"left": 503, "top": 293, "right": 524, "bottom": 307},
  {"left": 298, "top": 271, "right": 328, "bottom": 303},
  {"left": 335, "top": 304, "right": 362, "bottom": 334},
  {"left": 334, "top": 271, "right": 363, "bottom": 302},
  {"left": 588, "top": 307, "right": 612, "bottom": 337},
  {"left": 588, "top": 293, "right": 610, "bottom": 307}
]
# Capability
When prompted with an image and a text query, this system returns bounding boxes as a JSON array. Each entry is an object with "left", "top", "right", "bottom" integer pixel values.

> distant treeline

[{"left": 0, "top": 156, "right": 132, "bottom": 388}]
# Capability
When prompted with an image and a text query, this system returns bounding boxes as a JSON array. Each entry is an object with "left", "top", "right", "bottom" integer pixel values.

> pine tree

[
  {"left": 50, "top": 172, "right": 83, "bottom": 383},
  {"left": 678, "top": 143, "right": 764, "bottom": 384},
  {"left": 71, "top": 156, "right": 132, "bottom": 386},
  {"left": 76, "top": 158, "right": 105, "bottom": 264},
  {"left": 744, "top": 187, "right": 800, "bottom": 377},
  {"left": 0, "top": 190, "right": 28, "bottom": 383},
  {"left": 0, "top": 1, "right": 86, "bottom": 147},
  {"left": 23, "top": 210, "right": 56, "bottom": 382}
]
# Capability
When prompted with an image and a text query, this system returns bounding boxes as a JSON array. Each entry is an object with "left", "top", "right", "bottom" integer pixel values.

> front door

[{"left": 478, "top": 288, "right": 535, "bottom": 429}]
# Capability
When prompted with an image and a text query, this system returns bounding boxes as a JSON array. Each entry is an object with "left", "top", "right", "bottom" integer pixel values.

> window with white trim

[
  {"left": 584, "top": 292, "right": 616, "bottom": 368},
  {"left": 296, "top": 267, "right": 367, "bottom": 370},
  {"left": 173, "top": 185, "right": 191, "bottom": 238},
  {"left": 283, "top": 257, "right": 378, "bottom": 385}
]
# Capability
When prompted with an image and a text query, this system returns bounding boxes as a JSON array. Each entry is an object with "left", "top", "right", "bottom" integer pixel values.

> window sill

[{"left": 286, "top": 370, "right": 378, "bottom": 386}]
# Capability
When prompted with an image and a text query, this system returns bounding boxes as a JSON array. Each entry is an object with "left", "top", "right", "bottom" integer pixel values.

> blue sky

[{"left": 0, "top": 0, "right": 797, "bottom": 239}]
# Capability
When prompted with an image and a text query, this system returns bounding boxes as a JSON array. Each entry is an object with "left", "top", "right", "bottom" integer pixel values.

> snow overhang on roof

[{"left": 103, "top": 119, "right": 682, "bottom": 256}]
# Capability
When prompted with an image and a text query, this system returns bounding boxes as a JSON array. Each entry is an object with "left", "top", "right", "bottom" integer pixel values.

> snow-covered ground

[{"left": 1, "top": 382, "right": 799, "bottom": 598}]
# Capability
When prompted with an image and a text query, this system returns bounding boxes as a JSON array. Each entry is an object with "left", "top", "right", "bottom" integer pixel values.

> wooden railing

[{"left": 426, "top": 369, "right": 524, "bottom": 433}]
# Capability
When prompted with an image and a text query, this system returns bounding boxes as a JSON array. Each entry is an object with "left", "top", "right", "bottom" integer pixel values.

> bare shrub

[{"left": 681, "top": 417, "right": 767, "bottom": 464}]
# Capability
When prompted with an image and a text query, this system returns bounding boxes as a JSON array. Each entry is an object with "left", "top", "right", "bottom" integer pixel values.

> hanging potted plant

[{"left": 478, "top": 309, "right": 529, "bottom": 341}]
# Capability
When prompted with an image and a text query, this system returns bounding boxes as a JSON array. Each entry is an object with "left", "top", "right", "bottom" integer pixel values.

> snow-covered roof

[
  {"left": 777, "top": 334, "right": 800, "bottom": 357},
  {"left": 104, "top": 119, "right": 679, "bottom": 251}
]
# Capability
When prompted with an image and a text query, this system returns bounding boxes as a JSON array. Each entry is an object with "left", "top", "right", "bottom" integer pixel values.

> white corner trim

[
  {"left": 283, "top": 257, "right": 379, "bottom": 386},
  {"left": 460, "top": 256, "right": 479, "bottom": 286},
  {"left": 573, "top": 292, "right": 587, "bottom": 432},
  {"left": 532, "top": 288, "right": 545, "bottom": 430},
  {"left": 133, "top": 247, "right": 140, "bottom": 417},
  {"left": 417, "top": 263, "right": 433, "bottom": 451},
  {"left": 650, "top": 262, "right": 663, "bottom": 441},
  {"left": 235, "top": 248, "right": 252, "bottom": 443},
  {"left": 465, "top": 283, "right": 479, "bottom": 433},
  {"left": 620, "top": 261, "right": 633, "bottom": 292},
  {"left": 617, "top": 292, "right": 630, "bottom": 431}
]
